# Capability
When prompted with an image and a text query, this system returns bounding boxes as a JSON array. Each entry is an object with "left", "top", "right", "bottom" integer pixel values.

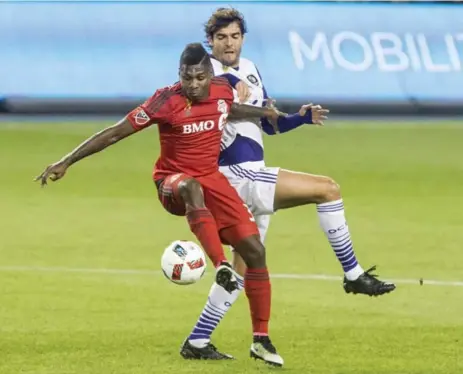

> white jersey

[
  {"left": 211, "top": 57, "right": 267, "bottom": 168},
  {"left": 212, "top": 57, "right": 279, "bottom": 241}
]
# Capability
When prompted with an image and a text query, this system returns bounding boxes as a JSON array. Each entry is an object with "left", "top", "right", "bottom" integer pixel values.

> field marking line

[{"left": 0, "top": 265, "right": 462, "bottom": 287}]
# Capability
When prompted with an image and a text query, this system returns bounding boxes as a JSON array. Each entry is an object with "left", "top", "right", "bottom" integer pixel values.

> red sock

[
  {"left": 186, "top": 208, "right": 226, "bottom": 268},
  {"left": 245, "top": 267, "right": 271, "bottom": 336}
]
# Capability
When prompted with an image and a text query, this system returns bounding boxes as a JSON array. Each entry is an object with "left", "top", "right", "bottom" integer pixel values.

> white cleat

[{"left": 250, "top": 336, "right": 284, "bottom": 367}]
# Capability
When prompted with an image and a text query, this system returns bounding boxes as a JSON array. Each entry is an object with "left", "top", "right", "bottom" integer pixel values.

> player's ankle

[{"left": 253, "top": 333, "right": 269, "bottom": 342}]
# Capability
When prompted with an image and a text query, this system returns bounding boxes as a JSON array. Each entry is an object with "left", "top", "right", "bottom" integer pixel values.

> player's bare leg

[
  {"left": 176, "top": 178, "right": 238, "bottom": 293},
  {"left": 230, "top": 170, "right": 395, "bottom": 294},
  {"left": 271, "top": 169, "right": 396, "bottom": 296}
]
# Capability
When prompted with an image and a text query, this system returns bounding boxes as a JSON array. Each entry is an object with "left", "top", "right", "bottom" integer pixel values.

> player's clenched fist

[
  {"left": 35, "top": 160, "right": 69, "bottom": 187},
  {"left": 299, "top": 103, "right": 329, "bottom": 126}
]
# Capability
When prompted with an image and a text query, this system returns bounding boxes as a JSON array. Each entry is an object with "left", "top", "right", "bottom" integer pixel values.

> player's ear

[{"left": 207, "top": 37, "right": 213, "bottom": 48}]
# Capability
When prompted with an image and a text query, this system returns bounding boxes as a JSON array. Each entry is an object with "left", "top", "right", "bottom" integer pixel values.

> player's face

[
  {"left": 209, "top": 21, "right": 244, "bottom": 68},
  {"left": 179, "top": 64, "right": 212, "bottom": 101}
]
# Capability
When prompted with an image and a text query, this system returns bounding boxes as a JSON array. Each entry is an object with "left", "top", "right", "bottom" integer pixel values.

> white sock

[
  {"left": 188, "top": 274, "right": 244, "bottom": 348},
  {"left": 317, "top": 199, "right": 364, "bottom": 281}
]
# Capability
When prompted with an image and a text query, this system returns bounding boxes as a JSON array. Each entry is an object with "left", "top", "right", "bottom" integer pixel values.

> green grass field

[{"left": 1, "top": 120, "right": 462, "bottom": 374}]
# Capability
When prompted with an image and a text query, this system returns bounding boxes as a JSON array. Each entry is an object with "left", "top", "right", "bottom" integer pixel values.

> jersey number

[{"left": 218, "top": 113, "right": 228, "bottom": 130}]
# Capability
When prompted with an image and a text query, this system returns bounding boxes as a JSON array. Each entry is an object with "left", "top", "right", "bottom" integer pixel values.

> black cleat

[
  {"left": 180, "top": 339, "right": 234, "bottom": 360},
  {"left": 343, "top": 265, "right": 396, "bottom": 296},
  {"left": 250, "top": 335, "right": 284, "bottom": 367},
  {"left": 215, "top": 261, "right": 239, "bottom": 293}
]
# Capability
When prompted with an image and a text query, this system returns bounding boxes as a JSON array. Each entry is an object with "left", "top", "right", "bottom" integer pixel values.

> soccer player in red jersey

[{"left": 35, "top": 43, "right": 296, "bottom": 364}]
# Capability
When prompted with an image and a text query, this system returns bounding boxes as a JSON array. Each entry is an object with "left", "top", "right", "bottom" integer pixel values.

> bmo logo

[
  {"left": 182, "top": 113, "right": 228, "bottom": 134},
  {"left": 183, "top": 120, "right": 215, "bottom": 134}
]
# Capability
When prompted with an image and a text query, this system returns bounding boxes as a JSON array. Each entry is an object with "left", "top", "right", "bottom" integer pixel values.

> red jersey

[{"left": 127, "top": 77, "right": 234, "bottom": 179}]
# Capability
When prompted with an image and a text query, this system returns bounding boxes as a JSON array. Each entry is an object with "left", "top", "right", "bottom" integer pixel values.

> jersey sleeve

[
  {"left": 127, "top": 88, "right": 171, "bottom": 131},
  {"left": 255, "top": 66, "right": 269, "bottom": 100}
]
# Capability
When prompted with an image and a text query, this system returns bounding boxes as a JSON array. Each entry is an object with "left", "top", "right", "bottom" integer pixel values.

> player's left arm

[
  {"left": 229, "top": 103, "right": 280, "bottom": 121},
  {"left": 264, "top": 103, "right": 329, "bottom": 135},
  {"left": 229, "top": 100, "right": 328, "bottom": 130}
]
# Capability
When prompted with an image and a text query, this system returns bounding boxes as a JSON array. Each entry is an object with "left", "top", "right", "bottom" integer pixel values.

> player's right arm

[
  {"left": 34, "top": 117, "right": 137, "bottom": 186},
  {"left": 35, "top": 88, "right": 171, "bottom": 187}
]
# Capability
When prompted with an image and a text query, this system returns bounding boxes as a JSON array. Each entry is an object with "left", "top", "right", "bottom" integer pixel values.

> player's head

[
  {"left": 179, "top": 43, "right": 214, "bottom": 101},
  {"left": 204, "top": 7, "right": 247, "bottom": 68}
]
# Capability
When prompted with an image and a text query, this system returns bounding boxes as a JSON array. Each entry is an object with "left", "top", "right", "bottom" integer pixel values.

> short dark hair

[
  {"left": 179, "top": 43, "right": 212, "bottom": 70},
  {"left": 204, "top": 7, "right": 247, "bottom": 39}
]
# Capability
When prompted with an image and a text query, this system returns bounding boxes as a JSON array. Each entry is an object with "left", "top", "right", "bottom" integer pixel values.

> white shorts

[{"left": 219, "top": 163, "right": 280, "bottom": 243}]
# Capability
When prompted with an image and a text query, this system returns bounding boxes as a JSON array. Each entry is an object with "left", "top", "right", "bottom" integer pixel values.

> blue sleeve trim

[{"left": 220, "top": 73, "right": 240, "bottom": 88}]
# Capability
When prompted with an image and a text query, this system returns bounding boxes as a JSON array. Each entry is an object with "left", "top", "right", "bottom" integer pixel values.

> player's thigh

[
  {"left": 155, "top": 173, "right": 192, "bottom": 216},
  {"left": 219, "top": 165, "right": 254, "bottom": 207},
  {"left": 274, "top": 169, "right": 341, "bottom": 210},
  {"left": 221, "top": 165, "right": 279, "bottom": 216},
  {"left": 201, "top": 174, "right": 259, "bottom": 247},
  {"left": 231, "top": 214, "right": 269, "bottom": 277},
  {"left": 249, "top": 166, "right": 280, "bottom": 215}
]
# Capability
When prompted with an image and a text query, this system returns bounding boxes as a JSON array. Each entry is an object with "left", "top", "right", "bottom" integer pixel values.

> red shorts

[{"left": 155, "top": 172, "right": 259, "bottom": 246}]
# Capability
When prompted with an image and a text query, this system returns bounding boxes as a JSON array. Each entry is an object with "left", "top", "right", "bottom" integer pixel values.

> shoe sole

[
  {"left": 216, "top": 266, "right": 238, "bottom": 293},
  {"left": 180, "top": 347, "right": 234, "bottom": 360},
  {"left": 344, "top": 284, "right": 396, "bottom": 297},
  {"left": 250, "top": 350, "right": 283, "bottom": 367}
]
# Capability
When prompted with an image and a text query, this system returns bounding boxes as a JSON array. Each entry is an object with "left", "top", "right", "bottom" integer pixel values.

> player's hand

[
  {"left": 236, "top": 81, "right": 251, "bottom": 104},
  {"left": 34, "top": 160, "right": 69, "bottom": 187},
  {"left": 265, "top": 98, "right": 287, "bottom": 119},
  {"left": 299, "top": 103, "right": 329, "bottom": 126},
  {"left": 262, "top": 98, "right": 286, "bottom": 134}
]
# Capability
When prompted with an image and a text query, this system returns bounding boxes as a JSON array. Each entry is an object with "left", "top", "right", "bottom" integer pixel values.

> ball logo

[
  {"left": 172, "top": 244, "right": 187, "bottom": 259},
  {"left": 171, "top": 264, "right": 183, "bottom": 280},
  {"left": 187, "top": 258, "right": 205, "bottom": 270}
]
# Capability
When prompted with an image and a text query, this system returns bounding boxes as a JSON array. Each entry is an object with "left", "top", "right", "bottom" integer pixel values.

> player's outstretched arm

[
  {"left": 34, "top": 117, "right": 136, "bottom": 187},
  {"left": 229, "top": 103, "right": 281, "bottom": 121},
  {"left": 261, "top": 103, "right": 329, "bottom": 135}
]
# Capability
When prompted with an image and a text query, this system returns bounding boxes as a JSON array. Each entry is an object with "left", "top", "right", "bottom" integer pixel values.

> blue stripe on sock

[
  {"left": 344, "top": 258, "right": 359, "bottom": 271},
  {"left": 328, "top": 236, "right": 358, "bottom": 273},
  {"left": 331, "top": 238, "right": 352, "bottom": 251},
  {"left": 330, "top": 232, "right": 350, "bottom": 243},
  {"left": 189, "top": 333, "right": 209, "bottom": 340},
  {"left": 188, "top": 300, "right": 227, "bottom": 342},
  {"left": 317, "top": 202, "right": 344, "bottom": 212},
  {"left": 204, "top": 307, "right": 224, "bottom": 319},
  {"left": 207, "top": 303, "right": 225, "bottom": 315},
  {"left": 194, "top": 323, "right": 214, "bottom": 332},
  {"left": 202, "top": 312, "right": 221, "bottom": 324}
]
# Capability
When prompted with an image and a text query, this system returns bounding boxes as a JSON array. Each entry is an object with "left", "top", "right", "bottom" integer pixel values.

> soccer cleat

[
  {"left": 180, "top": 339, "right": 234, "bottom": 360},
  {"left": 215, "top": 261, "right": 239, "bottom": 293},
  {"left": 343, "top": 265, "right": 396, "bottom": 296},
  {"left": 250, "top": 336, "right": 284, "bottom": 367}
]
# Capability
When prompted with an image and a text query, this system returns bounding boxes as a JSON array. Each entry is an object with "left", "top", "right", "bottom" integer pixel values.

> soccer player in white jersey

[{"left": 180, "top": 7, "right": 396, "bottom": 364}]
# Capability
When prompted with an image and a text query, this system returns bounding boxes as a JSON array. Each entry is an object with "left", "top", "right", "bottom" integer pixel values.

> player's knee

[
  {"left": 234, "top": 235, "right": 266, "bottom": 268},
  {"left": 320, "top": 176, "right": 341, "bottom": 202},
  {"left": 232, "top": 252, "right": 248, "bottom": 277},
  {"left": 178, "top": 178, "right": 205, "bottom": 208}
]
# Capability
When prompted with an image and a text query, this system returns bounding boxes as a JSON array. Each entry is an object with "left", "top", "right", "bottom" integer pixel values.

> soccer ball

[{"left": 161, "top": 240, "right": 207, "bottom": 285}]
